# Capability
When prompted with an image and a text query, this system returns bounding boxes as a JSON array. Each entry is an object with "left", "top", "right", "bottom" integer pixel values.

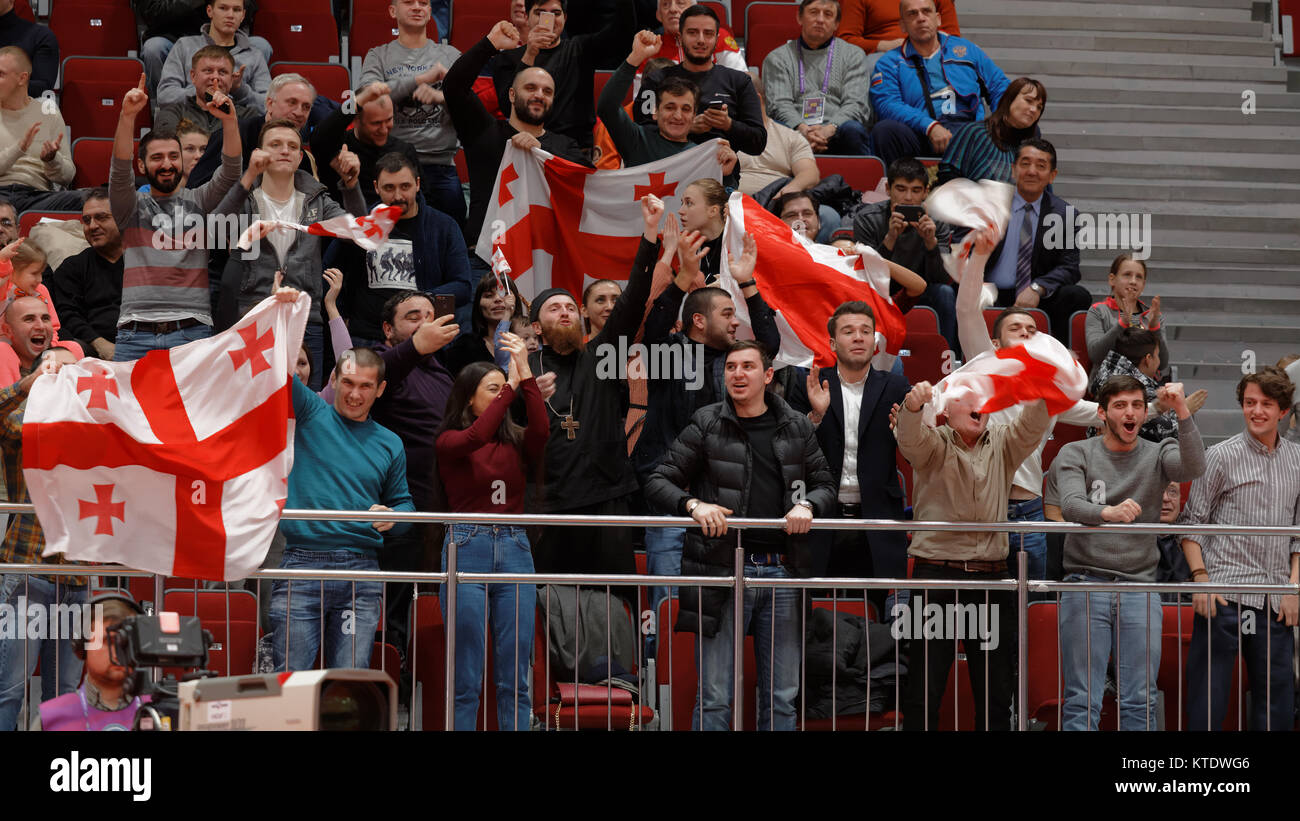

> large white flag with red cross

[
  {"left": 473, "top": 140, "right": 724, "bottom": 298},
  {"left": 23, "top": 294, "right": 309, "bottom": 581},
  {"left": 719, "top": 193, "right": 908, "bottom": 370}
]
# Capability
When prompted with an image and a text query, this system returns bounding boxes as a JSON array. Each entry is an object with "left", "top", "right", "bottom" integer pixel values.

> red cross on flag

[
  {"left": 236, "top": 203, "right": 404, "bottom": 253},
  {"left": 474, "top": 140, "right": 724, "bottom": 298},
  {"left": 23, "top": 293, "right": 310, "bottom": 581},
  {"left": 718, "top": 193, "right": 908, "bottom": 370}
]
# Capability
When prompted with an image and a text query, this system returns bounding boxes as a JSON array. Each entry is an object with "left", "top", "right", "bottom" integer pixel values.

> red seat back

[
  {"left": 50, "top": 0, "right": 140, "bottom": 58},
  {"left": 61, "top": 56, "right": 151, "bottom": 141},
  {"left": 271, "top": 62, "right": 351, "bottom": 104},
  {"left": 656, "top": 597, "right": 757, "bottom": 730},
  {"left": 746, "top": 2, "right": 797, "bottom": 71},
  {"left": 814, "top": 154, "right": 886, "bottom": 193},
  {"left": 903, "top": 304, "right": 939, "bottom": 341},
  {"left": 1069, "top": 310, "right": 1090, "bottom": 374},
  {"left": 18, "top": 209, "right": 79, "bottom": 238},
  {"left": 900, "top": 331, "right": 949, "bottom": 386},
  {"left": 450, "top": 1, "right": 512, "bottom": 54},
  {"left": 255, "top": 2, "right": 340, "bottom": 63}
]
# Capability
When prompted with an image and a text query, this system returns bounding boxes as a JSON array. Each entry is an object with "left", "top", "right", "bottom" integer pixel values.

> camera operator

[{"left": 35, "top": 591, "right": 148, "bottom": 731}]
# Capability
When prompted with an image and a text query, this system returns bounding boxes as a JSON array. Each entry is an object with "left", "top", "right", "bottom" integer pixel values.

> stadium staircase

[{"left": 961, "top": 0, "right": 1300, "bottom": 442}]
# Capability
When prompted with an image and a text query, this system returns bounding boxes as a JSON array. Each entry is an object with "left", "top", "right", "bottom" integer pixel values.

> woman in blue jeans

[{"left": 435, "top": 333, "right": 547, "bottom": 730}]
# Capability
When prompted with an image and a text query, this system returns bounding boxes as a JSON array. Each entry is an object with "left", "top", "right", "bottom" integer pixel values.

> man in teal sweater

[{"left": 270, "top": 344, "right": 415, "bottom": 672}]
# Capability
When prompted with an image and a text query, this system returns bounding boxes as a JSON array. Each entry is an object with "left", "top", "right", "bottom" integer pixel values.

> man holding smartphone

[
  {"left": 325, "top": 152, "right": 474, "bottom": 348},
  {"left": 852, "top": 157, "right": 957, "bottom": 352}
]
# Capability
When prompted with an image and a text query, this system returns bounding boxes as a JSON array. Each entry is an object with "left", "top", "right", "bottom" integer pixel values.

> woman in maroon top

[{"left": 435, "top": 333, "right": 547, "bottom": 730}]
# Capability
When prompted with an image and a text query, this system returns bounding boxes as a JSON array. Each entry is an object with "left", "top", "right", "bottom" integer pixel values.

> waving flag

[
  {"left": 474, "top": 141, "right": 723, "bottom": 298},
  {"left": 719, "top": 193, "right": 907, "bottom": 370},
  {"left": 922, "top": 331, "right": 1088, "bottom": 426},
  {"left": 926, "top": 178, "right": 1013, "bottom": 284},
  {"left": 237, "top": 203, "right": 403, "bottom": 253},
  {"left": 23, "top": 294, "right": 308, "bottom": 581}
]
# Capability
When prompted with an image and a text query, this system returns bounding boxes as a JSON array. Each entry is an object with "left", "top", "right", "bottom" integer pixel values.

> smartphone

[
  {"left": 433, "top": 294, "right": 456, "bottom": 320},
  {"left": 894, "top": 204, "right": 924, "bottom": 222},
  {"left": 534, "top": 11, "right": 554, "bottom": 35},
  {"left": 202, "top": 90, "right": 232, "bottom": 114},
  {"left": 707, "top": 97, "right": 728, "bottom": 111}
]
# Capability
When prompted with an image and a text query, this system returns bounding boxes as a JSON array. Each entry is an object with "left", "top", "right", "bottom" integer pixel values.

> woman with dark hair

[
  {"left": 435, "top": 333, "right": 547, "bottom": 731},
  {"left": 938, "top": 77, "right": 1047, "bottom": 185},
  {"left": 1086, "top": 252, "right": 1170, "bottom": 382},
  {"left": 439, "top": 272, "right": 528, "bottom": 377},
  {"left": 581, "top": 278, "right": 622, "bottom": 339}
]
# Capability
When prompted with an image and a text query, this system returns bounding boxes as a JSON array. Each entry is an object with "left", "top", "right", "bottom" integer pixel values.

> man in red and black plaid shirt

[{"left": 0, "top": 297, "right": 88, "bottom": 730}]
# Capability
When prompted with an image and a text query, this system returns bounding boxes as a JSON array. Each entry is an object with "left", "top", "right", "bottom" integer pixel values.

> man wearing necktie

[{"left": 977, "top": 138, "right": 1091, "bottom": 344}]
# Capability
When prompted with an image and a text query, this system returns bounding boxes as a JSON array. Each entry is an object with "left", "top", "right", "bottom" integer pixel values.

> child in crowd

[
  {"left": 0, "top": 238, "right": 81, "bottom": 382},
  {"left": 1086, "top": 253, "right": 1169, "bottom": 383}
]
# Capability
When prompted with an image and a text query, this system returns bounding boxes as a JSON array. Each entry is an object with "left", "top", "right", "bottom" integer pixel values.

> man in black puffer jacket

[{"left": 645, "top": 340, "right": 836, "bottom": 731}]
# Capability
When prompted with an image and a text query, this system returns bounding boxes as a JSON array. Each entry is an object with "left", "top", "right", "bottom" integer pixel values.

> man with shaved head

[
  {"left": 445, "top": 19, "right": 591, "bottom": 248},
  {"left": 310, "top": 82, "right": 426, "bottom": 207}
]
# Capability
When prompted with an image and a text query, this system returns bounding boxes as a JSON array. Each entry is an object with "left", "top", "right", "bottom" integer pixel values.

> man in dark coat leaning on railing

[{"left": 645, "top": 339, "right": 836, "bottom": 731}]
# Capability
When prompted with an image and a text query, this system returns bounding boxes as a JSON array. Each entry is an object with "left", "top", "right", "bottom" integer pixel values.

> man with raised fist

[
  {"left": 1050, "top": 375, "right": 1206, "bottom": 730},
  {"left": 109, "top": 72, "right": 243, "bottom": 360}
]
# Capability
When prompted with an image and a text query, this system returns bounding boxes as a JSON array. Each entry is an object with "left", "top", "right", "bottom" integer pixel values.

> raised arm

[
  {"left": 594, "top": 195, "right": 663, "bottom": 345},
  {"left": 956, "top": 226, "right": 999, "bottom": 360},
  {"left": 446, "top": 25, "right": 522, "bottom": 138}
]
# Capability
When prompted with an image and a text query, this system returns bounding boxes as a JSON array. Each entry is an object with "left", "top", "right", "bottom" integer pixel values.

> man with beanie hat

[{"left": 525, "top": 195, "right": 662, "bottom": 588}]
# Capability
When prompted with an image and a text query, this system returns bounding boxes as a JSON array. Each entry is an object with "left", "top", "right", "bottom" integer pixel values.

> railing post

[
  {"left": 443, "top": 540, "right": 457, "bottom": 732},
  {"left": 1017, "top": 550, "right": 1028, "bottom": 732},
  {"left": 732, "top": 540, "right": 744, "bottom": 732}
]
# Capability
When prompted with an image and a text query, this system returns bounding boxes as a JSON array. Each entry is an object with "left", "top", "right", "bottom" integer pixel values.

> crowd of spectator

[{"left": 0, "top": 0, "right": 1295, "bottom": 733}]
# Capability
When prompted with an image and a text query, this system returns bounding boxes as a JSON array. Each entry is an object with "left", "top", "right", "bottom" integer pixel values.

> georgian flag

[
  {"left": 473, "top": 140, "right": 724, "bottom": 298},
  {"left": 23, "top": 294, "right": 309, "bottom": 581},
  {"left": 925, "top": 178, "right": 1014, "bottom": 285},
  {"left": 921, "top": 331, "right": 1089, "bottom": 427},
  {"left": 236, "top": 203, "right": 404, "bottom": 252},
  {"left": 719, "top": 193, "right": 908, "bottom": 370}
]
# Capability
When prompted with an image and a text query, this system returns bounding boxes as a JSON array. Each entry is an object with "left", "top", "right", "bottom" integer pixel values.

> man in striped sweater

[{"left": 108, "top": 73, "right": 243, "bottom": 361}]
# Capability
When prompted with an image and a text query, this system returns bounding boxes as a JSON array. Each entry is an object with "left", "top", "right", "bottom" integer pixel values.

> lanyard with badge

[
  {"left": 79, "top": 685, "right": 143, "bottom": 731},
  {"left": 796, "top": 38, "right": 835, "bottom": 126}
]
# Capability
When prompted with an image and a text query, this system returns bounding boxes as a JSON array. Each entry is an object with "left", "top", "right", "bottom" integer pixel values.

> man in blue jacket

[{"left": 867, "top": 0, "right": 1007, "bottom": 167}]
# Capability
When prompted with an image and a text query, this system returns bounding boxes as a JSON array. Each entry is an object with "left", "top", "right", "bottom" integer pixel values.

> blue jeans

[
  {"left": 815, "top": 205, "right": 841, "bottom": 244},
  {"left": 1006, "top": 497, "right": 1047, "bottom": 580},
  {"left": 1059, "top": 575, "right": 1162, "bottom": 731},
  {"left": 269, "top": 548, "right": 383, "bottom": 671},
  {"left": 422, "top": 163, "right": 467, "bottom": 230},
  {"left": 826, "top": 119, "right": 872, "bottom": 155},
  {"left": 1186, "top": 602, "right": 1295, "bottom": 731},
  {"left": 113, "top": 322, "right": 212, "bottom": 361},
  {"left": 643, "top": 525, "right": 685, "bottom": 660},
  {"left": 303, "top": 322, "right": 324, "bottom": 391},
  {"left": 0, "top": 575, "right": 87, "bottom": 731},
  {"left": 441, "top": 524, "right": 536, "bottom": 731},
  {"left": 694, "top": 563, "right": 800, "bottom": 731}
]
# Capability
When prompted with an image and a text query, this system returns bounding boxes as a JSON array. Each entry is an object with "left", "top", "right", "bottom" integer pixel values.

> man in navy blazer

[
  {"left": 787, "top": 301, "right": 910, "bottom": 594},
  {"left": 972, "top": 138, "right": 1091, "bottom": 345}
]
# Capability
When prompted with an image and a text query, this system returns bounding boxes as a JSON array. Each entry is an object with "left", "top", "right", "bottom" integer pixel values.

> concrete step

[
  {"left": 1063, "top": 152, "right": 1300, "bottom": 185},
  {"left": 964, "top": 30, "right": 1274, "bottom": 59},
  {"left": 1078, "top": 241, "right": 1300, "bottom": 265},
  {"left": 1048, "top": 131, "right": 1297, "bottom": 154},
  {"left": 962, "top": 0, "right": 1255, "bottom": 9},
  {"left": 1055, "top": 177, "right": 1300, "bottom": 204},
  {"left": 986, "top": 46, "right": 1276, "bottom": 69},
  {"left": 1080, "top": 261, "right": 1300, "bottom": 287},
  {"left": 960, "top": 12, "right": 1267, "bottom": 39},
  {"left": 1166, "top": 317, "right": 1300, "bottom": 343},
  {"left": 1171, "top": 357, "right": 1298, "bottom": 382},
  {"left": 1065, "top": 195, "right": 1299, "bottom": 220},
  {"left": 1047, "top": 102, "right": 1300, "bottom": 127},
  {"left": 1044, "top": 121, "right": 1300, "bottom": 141},
  {"left": 962, "top": 1, "right": 1256, "bottom": 22},
  {"left": 999, "top": 58, "right": 1288, "bottom": 84},
  {"left": 1041, "top": 83, "right": 1300, "bottom": 109}
]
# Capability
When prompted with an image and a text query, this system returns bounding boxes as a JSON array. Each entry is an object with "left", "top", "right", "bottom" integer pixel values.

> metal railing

[{"left": 1, "top": 504, "right": 1297, "bottom": 731}]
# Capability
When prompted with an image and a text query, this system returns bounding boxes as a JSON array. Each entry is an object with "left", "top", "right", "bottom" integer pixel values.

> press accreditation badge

[{"left": 802, "top": 95, "right": 825, "bottom": 126}]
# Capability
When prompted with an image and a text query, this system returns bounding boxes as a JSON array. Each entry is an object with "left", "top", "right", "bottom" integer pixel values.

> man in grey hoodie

[
  {"left": 156, "top": 0, "right": 270, "bottom": 115},
  {"left": 215, "top": 119, "right": 366, "bottom": 388},
  {"left": 359, "top": 0, "right": 464, "bottom": 228},
  {"left": 1050, "top": 374, "right": 1205, "bottom": 731}
]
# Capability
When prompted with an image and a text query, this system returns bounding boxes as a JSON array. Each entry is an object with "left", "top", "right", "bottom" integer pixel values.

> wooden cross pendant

[{"left": 560, "top": 413, "right": 580, "bottom": 440}]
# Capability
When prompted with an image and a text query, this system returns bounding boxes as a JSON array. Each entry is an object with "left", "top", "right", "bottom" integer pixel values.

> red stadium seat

[
  {"left": 592, "top": 70, "right": 631, "bottom": 107},
  {"left": 801, "top": 599, "right": 897, "bottom": 731},
  {"left": 371, "top": 641, "right": 403, "bottom": 685},
  {"left": 701, "top": 1, "right": 730, "bottom": 27},
  {"left": 904, "top": 304, "right": 939, "bottom": 340},
  {"left": 61, "top": 56, "right": 151, "bottom": 141},
  {"left": 745, "top": 1, "right": 797, "bottom": 71},
  {"left": 453, "top": 149, "right": 468, "bottom": 183},
  {"left": 271, "top": 62, "right": 351, "bottom": 104},
  {"left": 49, "top": 0, "right": 140, "bottom": 60},
  {"left": 72, "top": 137, "right": 136, "bottom": 189},
  {"left": 814, "top": 154, "right": 886, "bottom": 193},
  {"left": 734, "top": 0, "right": 782, "bottom": 38},
  {"left": 161, "top": 589, "right": 258, "bottom": 624},
  {"left": 15, "top": 0, "right": 34, "bottom": 22},
  {"left": 1041, "top": 423, "right": 1086, "bottom": 476},
  {"left": 18, "top": 209, "right": 78, "bottom": 238},
  {"left": 655, "top": 597, "right": 757, "bottom": 730},
  {"left": 255, "top": 1, "right": 340, "bottom": 64},
  {"left": 411, "top": 592, "right": 450, "bottom": 730},
  {"left": 900, "top": 331, "right": 948, "bottom": 386},
  {"left": 1025, "top": 599, "right": 1062, "bottom": 727},
  {"left": 450, "top": 1, "right": 512, "bottom": 54},
  {"left": 1069, "top": 310, "right": 1090, "bottom": 375},
  {"left": 982, "top": 306, "right": 1051, "bottom": 339}
]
